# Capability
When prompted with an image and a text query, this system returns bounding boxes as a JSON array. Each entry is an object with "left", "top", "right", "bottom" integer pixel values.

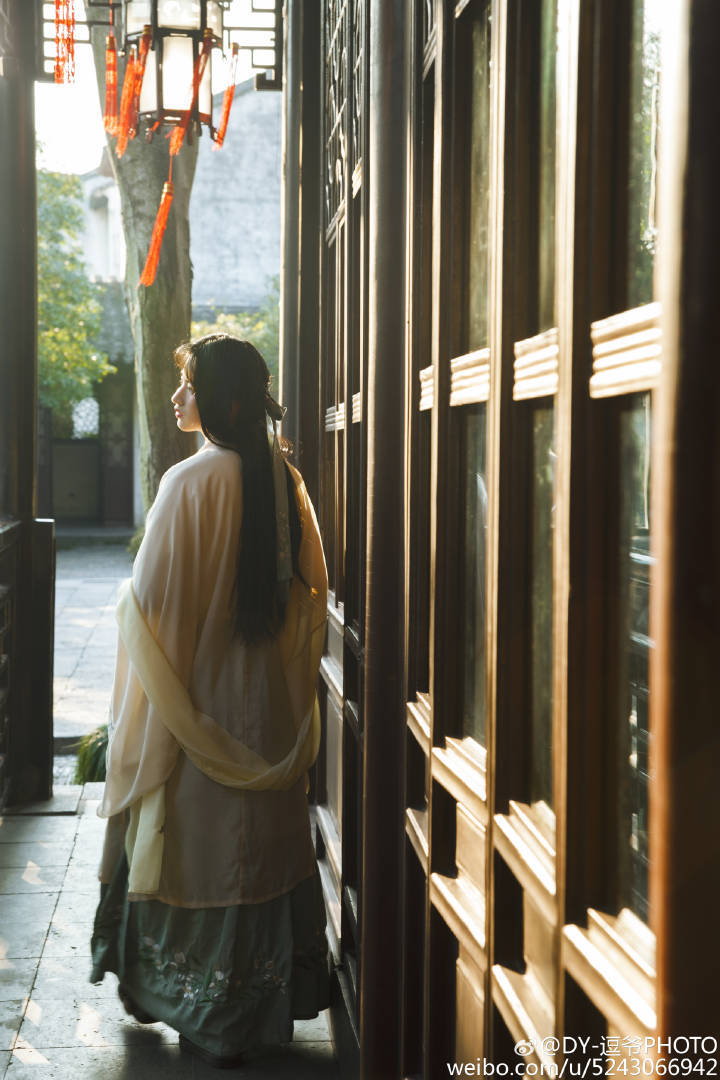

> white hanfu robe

[{"left": 97, "top": 441, "right": 328, "bottom": 909}]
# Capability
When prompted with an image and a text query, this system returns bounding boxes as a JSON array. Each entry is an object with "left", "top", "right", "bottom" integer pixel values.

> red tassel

[
  {"left": 139, "top": 182, "right": 174, "bottom": 287},
  {"left": 213, "top": 44, "right": 239, "bottom": 150},
  {"left": 116, "top": 47, "right": 137, "bottom": 158},
  {"left": 129, "top": 26, "right": 153, "bottom": 139},
  {"left": 104, "top": 33, "right": 118, "bottom": 134},
  {"left": 169, "top": 30, "right": 214, "bottom": 157},
  {"left": 54, "top": 0, "right": 76, "bottom": 84}
]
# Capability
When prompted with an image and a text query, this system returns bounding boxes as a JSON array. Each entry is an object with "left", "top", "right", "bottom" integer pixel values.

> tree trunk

[{"left": 91, "top": 29, "right": 199, "bottom": 510}]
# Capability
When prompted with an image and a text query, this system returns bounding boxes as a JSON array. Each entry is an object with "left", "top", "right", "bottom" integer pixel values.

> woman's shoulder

[{"left": 158, "top": 445, "right": 241, "bottom": 498}]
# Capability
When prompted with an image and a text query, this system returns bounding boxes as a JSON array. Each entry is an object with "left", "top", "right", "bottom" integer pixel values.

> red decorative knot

[{"left": 54, "top": 0, "right": 76, "bottom": 84}]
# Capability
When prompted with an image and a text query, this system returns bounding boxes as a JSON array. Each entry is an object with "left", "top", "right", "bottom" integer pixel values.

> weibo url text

[{"left": 445, "top": 1037, "right": 719, "bottom": 1078}]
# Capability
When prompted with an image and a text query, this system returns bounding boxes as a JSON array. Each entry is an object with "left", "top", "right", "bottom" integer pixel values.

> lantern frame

[
  {"left": 120, "top": 1, "right": 229, "bottom": 136},
  {"left": 36, "top": 1, "right": 283, "bottom": 97}
]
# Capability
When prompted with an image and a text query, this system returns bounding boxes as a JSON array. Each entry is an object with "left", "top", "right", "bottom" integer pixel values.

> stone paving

[
  {"left": 0, "top": 786, "right": 337, "bottom": 1078},
  {"left": 53, "top": 541, "right": 134, "bottom": 744},
  {"left": 0, "top": 538, "right": 338, "bottom": 1078}
]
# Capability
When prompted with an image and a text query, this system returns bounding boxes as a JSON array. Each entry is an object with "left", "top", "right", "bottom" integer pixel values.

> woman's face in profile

[{"left": 171, "top": 371, "right": 202, "bottom": 433}]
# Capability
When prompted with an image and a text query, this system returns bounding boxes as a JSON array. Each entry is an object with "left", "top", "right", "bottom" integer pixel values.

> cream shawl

[{"left": 99, "top": 444, "right": 327, "bottom": 896}]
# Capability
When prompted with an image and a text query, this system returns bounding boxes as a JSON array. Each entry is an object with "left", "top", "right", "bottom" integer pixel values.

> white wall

[{"left": 81, "top": 171, "right": 126, "bottom": 282}]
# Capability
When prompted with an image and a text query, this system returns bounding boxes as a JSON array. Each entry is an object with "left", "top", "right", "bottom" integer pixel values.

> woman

[{"left": 90, "top": 334, "right": 329, "bottom": 1068}]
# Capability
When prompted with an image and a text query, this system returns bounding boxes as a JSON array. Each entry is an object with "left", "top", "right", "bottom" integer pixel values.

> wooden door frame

[{"left": 652, "top": 0, "right": 720, "bottom": 1037}]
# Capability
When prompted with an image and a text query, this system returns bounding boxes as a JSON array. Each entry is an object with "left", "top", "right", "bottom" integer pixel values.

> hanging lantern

[
  {"left": 119, "top": 1, "right": 233, "bottom": 285},
  {"left": 122, "top": 1, "right": 226, "bottom": 138},
  {"left": 53, "top": 2, "right": 244, "bottom": 286}
]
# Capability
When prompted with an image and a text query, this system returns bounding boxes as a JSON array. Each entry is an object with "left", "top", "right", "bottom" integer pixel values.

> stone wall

[{"left": 190, "top": 76, "right": 282, "bottom": 313}]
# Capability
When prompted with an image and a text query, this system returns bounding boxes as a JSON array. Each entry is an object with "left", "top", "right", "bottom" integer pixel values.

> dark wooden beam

[
  {"left": 653, "top": 0, "right": 720, "bottom": 1037},
  {"left": 0, "top": 0, "right": 37, "bottom": 520},
  {"left": 0, "top": 0, "right": 53, "bottom": 805},
  {"left": 360, "top": 2, "right": 408, "bottom": 1077},
  {"left": 280, "top": 0, "right": 321, "bottom": 508},
  {"left": 279, "top": 0, "right": 301, "bottom": 451}
]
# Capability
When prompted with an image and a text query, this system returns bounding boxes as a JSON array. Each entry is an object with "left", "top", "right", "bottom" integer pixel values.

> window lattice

[
  {"left": 351, "top": 0, "right": 364, "bottom": 177},
  {"left": 72, "top": 397, "right": 100, "bottom": 438},
  {"left": 324, "top": 0, "right": 348, "bottom": 224}
]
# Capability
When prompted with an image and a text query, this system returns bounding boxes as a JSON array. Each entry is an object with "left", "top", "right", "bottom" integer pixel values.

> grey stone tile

[
  {"left": 62, "top": 658, "right": 115, "bottom": 679},
  {"left": 292, "top": 1011, "right": 332, "bottom": 1042},
  {"left": 0, "top": 888, "right": 57, "bottom": 911},
  {"left": 0, "top": 892, "right": 57, "bottom": 932},
  {"left": 82, "top": 634, "right": 119, "bottom": 652},
  {"left": 66, "top": 846, "right": 103, "bottom": 869},
  {"left": 54, "top": 891, "right": 99, "bottom": 924},
  {"left": 279, "top": 1041, "right": 339, "bottom": 1077},
  {"left": 18, "top": 996, "right": 179, "bottom": 1049},
  {"left": 5, "top": 788, "right": 82, "bottom": 818},
  {"left": 53, "top": 631, "right": 95, "bottom": 651},
  {"left": 0, "top": 844, "right": 72, "bottom": 870},
  {"left": 80, "top": 786, "right": 105, "bottom": 803},
  {"left": 0, "top": 960, "right": 39, "bottom": 1002},
  {"left": 0, "top": 916, "right": 52, "bottom": 962},
  {"left": 74, "top": 814, "right": 106, "bottom": 834},
  {"left": 0, "top": 869, "right": 66, "bottom": 896},
  {"left": 6, "top": 1037, "right": 194, "bottom": 1077},
  {"left": 0, "top": 889, "right": 56, "bottom": 915},
  {"left": 32, "top": 957, "right": 115, "bottom": 1000},
  {"left": 54, "top": 688, "right": 110, "bottom": 710},
  {"left": 187, "top": 1041, "right": 339, "bottom": 1079},
  {"left": 68, "top": 595, "right": 117, "bottom": 610},
  {"left": 72, "top": 819, "right": 106, "bottom": 850},
  {"left": 0, "top": 1000, "right": 24, "bottom": 1051},
  {"left": 52, "top": 651, "right": 81, "bottom": 678},
  {"left": 42, "top": 919, "right": 92, "bottom": 959},
  {"left": 52, "top": 717, "right": 104, "bottom": 741},
  {"left": 0, "top": 1049, "right": 10, "bottom": 1073},
  {"left": 0, "top": 894, "right": 55, "bottom": 954},
  {"left": 0, "top": 818, "right": 77, "bottom": 844},
  {"left": 61, "top": 864, "right": 102, "bottom": 895},
  {"left": 52, "top": 759, "right": 78, "bottom": 788},
  {"left": 57, "top": 606, "right": 103, "bottom": 622}
]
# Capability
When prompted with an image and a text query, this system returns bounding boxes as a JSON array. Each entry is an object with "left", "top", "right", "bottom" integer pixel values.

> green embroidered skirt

[{"left": 90, "top": 851, "right": 330, "bottom": 1057}]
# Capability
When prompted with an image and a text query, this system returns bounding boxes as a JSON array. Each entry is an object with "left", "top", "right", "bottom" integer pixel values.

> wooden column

[
  {"left": 652, "top": 0, "right": 720, "bottom": 1038},
  {"left": 0, "top": 0, "right": 37, "bottom": 519},
  {"left": 360, "top": 2, "right": 408, "bottom": 1077},
  {"left": 280, "top": 0, "right": 321, "bottom": 506},
  {"left": 279, "top": 0, "right": 301, "bottom": 450},
  {"left": 0, "top": 0, "right": 53, "bottom": 804}
]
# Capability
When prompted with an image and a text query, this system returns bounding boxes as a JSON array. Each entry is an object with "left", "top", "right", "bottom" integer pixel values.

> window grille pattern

[
  {"left": 351, "top": 0, "right": 364, "bottom": 176},
  {"left": 72, "top": 397, "right": 100, "bottom": 438},
  {"left": 324, "top": 0, "right": 348, "bottom": 224}
]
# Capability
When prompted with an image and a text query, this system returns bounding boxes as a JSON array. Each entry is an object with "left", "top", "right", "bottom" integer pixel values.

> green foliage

[
  {"left": 37, "top": 170, "right": 115, "bottom": 432},
  {"left": 73, "top": 724, "right": 108, "bottom": 784},
  {"left": 191, "top": 275, "right": 280, "bottom": 391}
]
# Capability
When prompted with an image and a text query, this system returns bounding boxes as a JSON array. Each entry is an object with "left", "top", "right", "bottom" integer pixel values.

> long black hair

[{"left": 173, "top": 334, "right": 301, "bottom": 644}]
